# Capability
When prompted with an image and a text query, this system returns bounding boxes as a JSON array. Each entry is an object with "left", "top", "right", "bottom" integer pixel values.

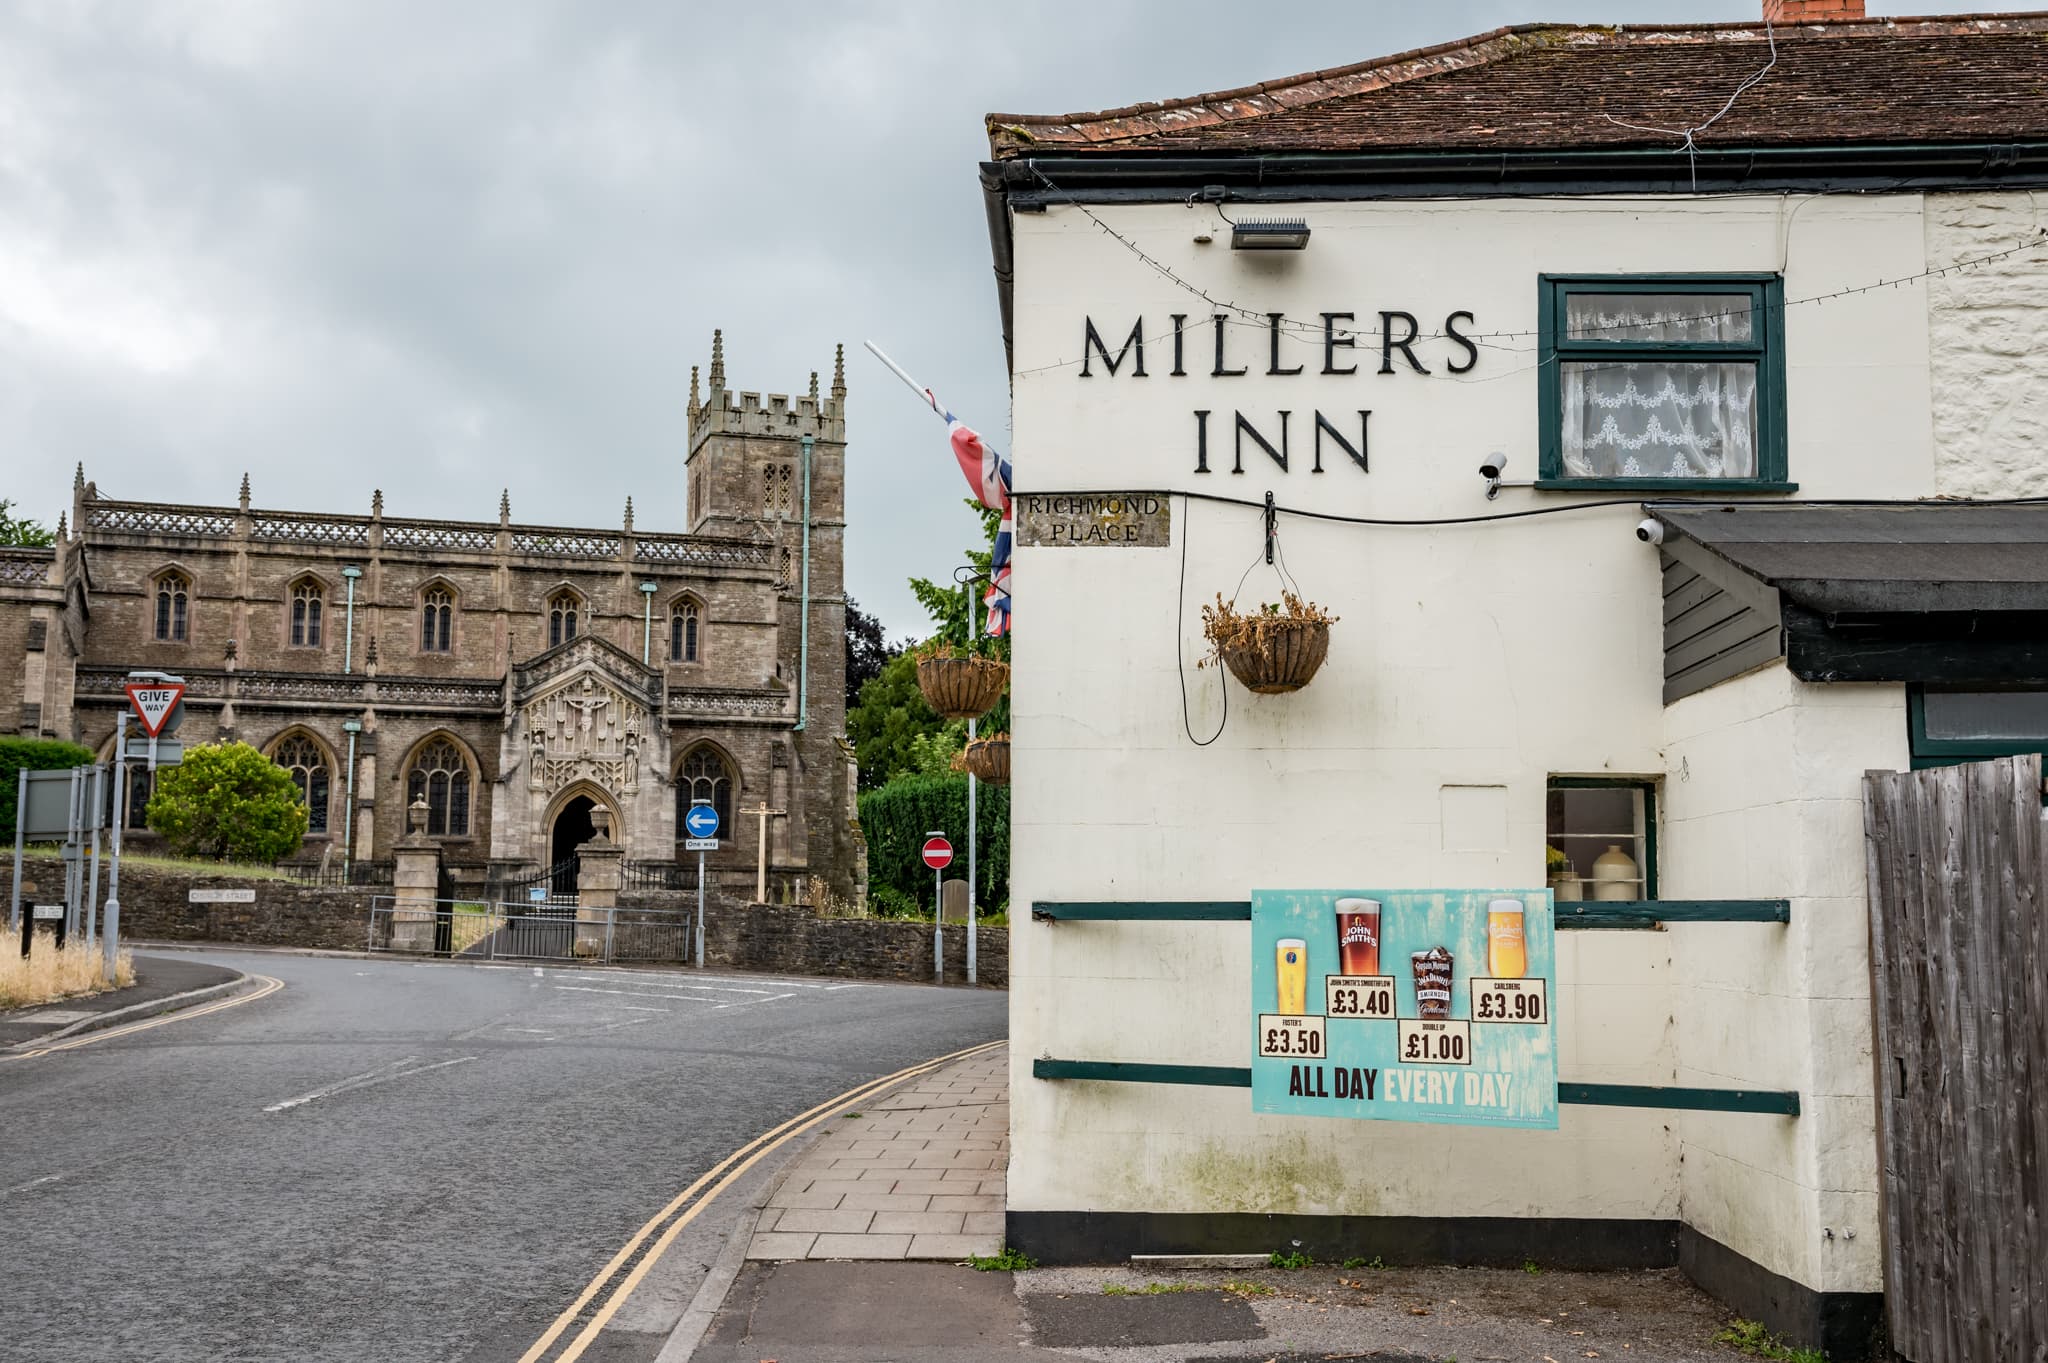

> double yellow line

[
  {"left": 517, "top": 1037, "right": 1008, "bottom": 1363},
  {"left": 1, "top": 974, "right": 285, "bottom": 1064}
]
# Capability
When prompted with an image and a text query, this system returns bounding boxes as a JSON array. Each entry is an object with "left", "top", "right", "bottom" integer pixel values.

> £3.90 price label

[
  {"left": 1471, "top": 977, "right": 1548, "bottom": 1024},
  {"left": 1396, "top": 1018, "right": 1472, "bottom": 1066},
  {"left": 1325, "top": 975, "right": 1397, "bottom": 1019},
  {"left": 1257, "top": 1013, "right": 1327, "bottom": 1060}
]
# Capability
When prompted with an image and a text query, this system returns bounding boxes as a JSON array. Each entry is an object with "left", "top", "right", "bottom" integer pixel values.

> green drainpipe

[{"left": 795, "top": 434, "right": 813, "bottom": 731}]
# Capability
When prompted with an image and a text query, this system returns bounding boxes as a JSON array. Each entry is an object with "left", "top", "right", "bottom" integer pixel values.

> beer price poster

[{"left": 1251, "top": 889, "right": 1559, "bottom": 1129}]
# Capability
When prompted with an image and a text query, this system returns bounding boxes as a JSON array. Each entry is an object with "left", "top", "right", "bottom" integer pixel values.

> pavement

[
  {"left": 0, "top": 945, "right": 1005, "bottom": 1363},
  {"left": 0, "top": 952, "right": 243, "bottom": 1048},
  {"left": 681, "top": 1048, "right": 1748, "bottom": 1363}
]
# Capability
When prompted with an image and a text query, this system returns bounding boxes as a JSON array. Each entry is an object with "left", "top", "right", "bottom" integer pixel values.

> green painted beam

[
  {"left": 1034, "top": 1059, "right": 1799, "bottom": 1116},
  {"left": 1033, "top": 902, "right": 1252, "bottom": 921},
  {"left": 1555, "top": 900, "right": 1790, "bottom": 929},
  {"left": 1032, "top": 900, "right": 1789, "bottom": 927},
  {"left": 1561, "top": 1083, "right": 1801, "bottom": 1116}
]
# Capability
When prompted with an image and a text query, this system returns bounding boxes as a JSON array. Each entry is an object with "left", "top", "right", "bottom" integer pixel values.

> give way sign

[
  {"left": 921, "top": 834, "right": 954, "bottom": 870},
  {"left": 125, "top": 681, "right": 186, "bottom": 738}
]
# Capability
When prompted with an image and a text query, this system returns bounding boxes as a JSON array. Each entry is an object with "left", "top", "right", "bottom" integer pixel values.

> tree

[
  {"left": 0, "top": 500, "right": 55, "bottom": 548},
  {"left": 847, "top": 651, "right": 946, "bottom": 791},
  {"left": 146, "top": 742, "right": 309, "bottom": 862},
  {"left": 844, "top": 595, "right": 897, "bottom": 711}
]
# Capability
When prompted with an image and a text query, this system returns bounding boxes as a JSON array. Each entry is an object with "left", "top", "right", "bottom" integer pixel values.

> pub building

[{"left": 979, "top": 5, "right": 2048, "bottom": 1356}]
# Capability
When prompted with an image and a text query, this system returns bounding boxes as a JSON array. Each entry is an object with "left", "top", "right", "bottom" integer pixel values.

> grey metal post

[
  {"left": 64, "top": 765, "right": 82, "bottom": 939},
  {"left": 103, "top": 711, "right": 127, "bottom": 984},
  {"left": 967, "top": 717, "right": 977, "bottom": 986},
  {"left": 603, "top": 906, "right": 616, "bottom": 964},
  {"left": 86, "top": 764, "right": 104, "bottom": 943},
  {"left": 932, "top": 857, "right": 943, "bottom": 984},
  {"left": 9, "top": 767, "right": 25, "bottom": 933},
  {"left": 694, "top": 849, "right": 706, "bottom": 968}
]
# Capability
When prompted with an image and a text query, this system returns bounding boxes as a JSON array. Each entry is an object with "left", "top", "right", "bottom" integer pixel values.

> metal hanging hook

[{"left": 1263, "top": 491, "right": 1277, "bottom": 566}]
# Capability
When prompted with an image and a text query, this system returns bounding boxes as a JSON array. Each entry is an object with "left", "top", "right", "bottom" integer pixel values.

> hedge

[
  {"left": 0, "top": 737, "right": 97, "bottom": 840},
  {"left": 858, "top": 774, "right": 1008, "bottom": 914}
]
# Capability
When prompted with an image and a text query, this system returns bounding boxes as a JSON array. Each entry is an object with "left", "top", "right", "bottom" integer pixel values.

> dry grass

[
  {"left": 0, "top": 928, "right": 134, "bottom": 1011},
  {"left": 20, "top": 846, "right": 294, "bottom": 880}
]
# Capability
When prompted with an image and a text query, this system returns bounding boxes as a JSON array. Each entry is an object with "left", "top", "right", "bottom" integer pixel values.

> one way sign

[{"left": 124, "top": 682, "right": 186, "bottom": 738}]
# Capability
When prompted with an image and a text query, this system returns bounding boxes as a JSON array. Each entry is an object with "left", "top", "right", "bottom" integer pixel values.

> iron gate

[{"left": 367, "top": 899, "right": 690, "bottom": 965}]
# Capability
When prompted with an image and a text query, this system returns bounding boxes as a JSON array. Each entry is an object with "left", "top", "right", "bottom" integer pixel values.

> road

[{"left": 0, "top": 949, "right": 1006, "bottom": 1363}]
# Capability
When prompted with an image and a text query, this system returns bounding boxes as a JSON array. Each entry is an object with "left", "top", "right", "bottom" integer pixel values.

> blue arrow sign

[{"left": 684, "top": 802, "right": 720, "bottom": 839}]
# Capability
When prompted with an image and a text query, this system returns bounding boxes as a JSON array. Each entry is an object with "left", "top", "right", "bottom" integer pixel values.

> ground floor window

[
  {"left": 1909, "top": 686, "right": 2048, "bottom": 771},
  {"left": 1545, "top": 777, "right": 1655, "bottom": 902}
]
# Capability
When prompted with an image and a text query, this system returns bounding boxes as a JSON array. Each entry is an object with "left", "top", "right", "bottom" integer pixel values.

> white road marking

[
  {"left": 552, "top": 985, "right": 722, "bottom": 1003},
  {"left": 617, "top": 1005, "right": 672, "bottom": 1013},
  {"left": 2, "top": 1171, "right": 75, "bottom": 1198},
  {"left": 263, "top": 1055, "right": 478, "bottom": 1113}
]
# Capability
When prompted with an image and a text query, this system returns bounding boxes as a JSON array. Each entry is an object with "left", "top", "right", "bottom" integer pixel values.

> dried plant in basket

[
  {"left": 914, "top": 642, "right": 1009, "bottom": 720},
  {"left": 1200, "top": 592, "right": 1338, "bottom": 695},
  {"left": 960, "top": 732, "right": 1010, "bottom": 785}
]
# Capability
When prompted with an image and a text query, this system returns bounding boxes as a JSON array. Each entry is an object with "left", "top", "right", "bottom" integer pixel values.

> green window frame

[
  {"left": 1907, "top": 685, "right": 2048, "bottom": 771},
  {"left": 1546, "top": 776, "right": 1658, "bottom": 901},
  {"left": 1536, "top": 274, "right": 1793, "bottom": 493}
]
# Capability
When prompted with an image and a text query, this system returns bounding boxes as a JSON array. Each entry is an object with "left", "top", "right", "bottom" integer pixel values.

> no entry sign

[
  {"left": 124, "top": 682, "right": 186, "bottom": 738},
  {"left": 921, "top": 835, "right": 954, "bottom": 870}
]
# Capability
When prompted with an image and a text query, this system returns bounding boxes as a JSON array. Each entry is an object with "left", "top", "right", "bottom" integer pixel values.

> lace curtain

[{"left": 1560, "top": 295, "right": 1757, "bottom": 479}]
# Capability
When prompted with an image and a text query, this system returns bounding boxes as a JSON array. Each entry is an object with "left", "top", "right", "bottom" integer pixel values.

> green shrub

[
  {"left": 145, "top": 741, "right": 308, "bottom": 862},
  {"left": 858, "top": 774, "right": 1008, "bottom": 914},
  {"left": 0, "top": 737, "right": 96, "bottom": 840}
]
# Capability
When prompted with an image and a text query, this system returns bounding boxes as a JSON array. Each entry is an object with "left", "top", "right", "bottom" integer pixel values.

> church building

[{"left": 0, "top": 334, "right": 861, "bottom": 904}]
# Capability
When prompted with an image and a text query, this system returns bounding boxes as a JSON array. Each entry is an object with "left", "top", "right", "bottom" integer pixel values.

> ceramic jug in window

[{"left": 1591, "top": 844, "right": 1639, "bottom": 901}]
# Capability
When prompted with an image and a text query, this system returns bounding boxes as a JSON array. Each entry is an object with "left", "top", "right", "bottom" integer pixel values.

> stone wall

[
  {"left": 5, "top": 858, "right": 371, "bottom": 951},
  {"left": 1927, "top": 191, "right": 2048, "bottom": 498},
  {"left": 677, "top": 895, "right": 1008, "bottom": 987}
]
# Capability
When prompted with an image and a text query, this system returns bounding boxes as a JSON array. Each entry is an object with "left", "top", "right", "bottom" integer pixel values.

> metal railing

[
  {"left": 277, "top": 859, "right": 395, "bottom": 887},
  {"left": 367, "top": 898, "right": 689, "bottom": 964}
]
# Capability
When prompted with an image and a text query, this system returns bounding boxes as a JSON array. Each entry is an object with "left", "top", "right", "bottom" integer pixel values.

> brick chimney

[{"left": 1764, "top": 0, "right": 1865, "bottom": 20}]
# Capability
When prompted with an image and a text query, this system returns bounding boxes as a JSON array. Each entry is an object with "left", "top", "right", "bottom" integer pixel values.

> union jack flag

[{"left": 944, "top": 410, "right": 1012, "bottom": 637}]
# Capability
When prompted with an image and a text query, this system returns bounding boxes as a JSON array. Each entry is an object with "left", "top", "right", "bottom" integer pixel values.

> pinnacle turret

[
  {"left": 831, "top": 343, "right": 846, "bottom": 400},
  {"left": 708, "top": 328, "right": 725, "bottom": 393}
]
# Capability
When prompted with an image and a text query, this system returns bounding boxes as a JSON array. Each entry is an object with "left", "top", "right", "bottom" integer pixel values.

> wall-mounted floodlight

[{"left": 1230, "top": 217, "right": 1311, "bottom": 251}]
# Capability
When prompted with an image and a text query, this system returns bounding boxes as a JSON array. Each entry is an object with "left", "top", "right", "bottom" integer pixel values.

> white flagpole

[{"left": 862, "top": 340, "right": 948, "bottom": 420}]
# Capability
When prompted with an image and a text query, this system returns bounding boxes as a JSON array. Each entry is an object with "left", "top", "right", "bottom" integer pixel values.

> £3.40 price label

[
  {"left": 1326, "top": 975, "right": 1397, "bottom": 1019},
  {"left": 1396, "top": 1018, "right": 1472, "bottom": 1066},
  {"left": 1471, "top": 977, "right": 1547, "bottom": 1024},
  {"left": 1257, "top": 1013, "right": 1327, "bottom": 1059}
]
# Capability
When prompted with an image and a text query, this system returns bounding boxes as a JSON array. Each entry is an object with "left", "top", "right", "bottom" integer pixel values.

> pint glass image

[
  {"left": 1276, "top": 939, "right": 1309, "bottom": 1015},
  {"left": 1334, "top": 897, "right": 1381, "bottom": 976},
  {"left": 1487, "top": 898, "right": 1527, "bottom": 979},
  {"left": 1411, "top": 946, "right": 1454, "bottom": 1020}
]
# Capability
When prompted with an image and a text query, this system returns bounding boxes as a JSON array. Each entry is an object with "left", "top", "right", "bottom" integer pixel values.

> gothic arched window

[
  {"left": 676, "top": 746, "right": 734, "bottom": 838},
  {"left": 548, "top": 590, "right": 580, "bottom": 649},
  {"left": 154, "top": 571, "right": 190, "bottom": 643},
  {"left": 290, "top": 579, "right": 324, "bottom": 648},
  {"left": 273, "top": 734, "right": 330, "bottom": 834},
  {"left": 126, "top": 765, "right": 155, "bottom": 829},
  {"left": 420, "top": 586, "right": 453, "bottom": 653},
  {"left": 406, "top": 738, "right": 472, "bottom": 837},
  {"left": 669, "top": 600, "right": 700, "bottom": 663}
]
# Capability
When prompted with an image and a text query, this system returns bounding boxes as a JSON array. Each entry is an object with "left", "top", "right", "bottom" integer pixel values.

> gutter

[
  {"left": 794, "top": 434, "right": 813, "bottom": 732},
  {"left": 977, "top": 140, "right": 2048, "bottom": 369}
]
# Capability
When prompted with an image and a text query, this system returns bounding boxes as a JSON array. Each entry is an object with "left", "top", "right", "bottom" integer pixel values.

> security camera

[
  {"left": 1478, "top": 452, "right": 1508, "bottom": 481},
  {"left": 1635, "top": 518, "right": 1666, "bottom": 545}
]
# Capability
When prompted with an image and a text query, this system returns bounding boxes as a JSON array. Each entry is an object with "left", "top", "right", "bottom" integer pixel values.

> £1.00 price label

[
  {"left": 1257, "top": 1013, "right": 1326, "bottom": 1060},
  {"left": 1325, "top": 975, "right": 1397, "bottom": 1019},
  {"left": 1471, "top": 977, "right": 1548, "bottom": 1024},
  {"left": 1397, "top": 1018, "right": 1472, "bottom": 1066}
]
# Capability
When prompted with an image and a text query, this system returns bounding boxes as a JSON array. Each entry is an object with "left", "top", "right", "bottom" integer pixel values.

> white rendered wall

[
  {"left": 1659, "top": 668, "right": 1904, "bottom": 1293},
  {"left": 1005, "top": 194, "right": 1934, "bottom": 1264},
  {"left": 1927, "top": 191, "right": 2048, "bottom": 497}
]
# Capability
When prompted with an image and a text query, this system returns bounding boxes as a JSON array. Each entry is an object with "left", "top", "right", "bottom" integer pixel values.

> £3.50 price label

[
  {"left": 1325, "top": 975, "right": 1397, "bottom": 1019},
  {"left": 1257, "top": 1013, "right": 1327, "bottom": 1060},
  {"left": 1396, "top": 1018, "right": 1472, "bottom": 1066},
  {"left": 1471, "top": 977, "right": 1548, "bottom": 1024}
]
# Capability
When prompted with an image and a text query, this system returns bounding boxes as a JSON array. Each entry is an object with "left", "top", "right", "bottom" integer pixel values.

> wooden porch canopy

[{"left": 1648, "top": 502, "right": 2048, "bottom": 703}]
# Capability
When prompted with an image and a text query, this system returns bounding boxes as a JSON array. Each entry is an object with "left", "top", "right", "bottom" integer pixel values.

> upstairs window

[
  {"left": 290, "top": 579, "right": 324, "bottom": 648},
  {"left": 421, "top": 587, "right": 453, "bottom": 653},
  {"left": 1538, "top": 276, "right": 1788, "bottom": 490},
  {"left": 154, "top": 572, "right": 190, "bottom": 642},
  {"left": 548, "top": 590, "right": 580, "bottom": 649},
  {"left": 669, "top": 599, "right": 700, "bottom": 663}
]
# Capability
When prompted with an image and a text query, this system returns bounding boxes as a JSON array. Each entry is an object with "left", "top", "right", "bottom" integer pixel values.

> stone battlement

[{"left": 685, "top": 329, "right": 848, "bottom": 450}]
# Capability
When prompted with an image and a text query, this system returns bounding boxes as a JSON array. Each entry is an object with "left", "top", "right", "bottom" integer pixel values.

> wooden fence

[{"left": 1862, "top": 753, "right": 2048, "bottom": 1363}]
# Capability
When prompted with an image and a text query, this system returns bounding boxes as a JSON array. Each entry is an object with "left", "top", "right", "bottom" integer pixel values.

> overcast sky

[{"left": 0, "top": 1, "right": 1994, "bottom": 637}]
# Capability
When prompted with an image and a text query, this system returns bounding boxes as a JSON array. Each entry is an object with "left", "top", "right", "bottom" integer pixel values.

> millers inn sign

[{"left": 978, "top": 7, "right": 2048, "bottom": 1360}]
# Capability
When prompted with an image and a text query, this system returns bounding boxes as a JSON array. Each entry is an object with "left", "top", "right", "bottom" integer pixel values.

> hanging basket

[
  {"left": 1203, "top": 594, "right": 1338, "bottom": 696},
  {"left": 961, "top": 734, "right": 1011, "bottom": 785},
  {"left": 915, "top": 652, "right": 1009, "bottom": 720}
]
